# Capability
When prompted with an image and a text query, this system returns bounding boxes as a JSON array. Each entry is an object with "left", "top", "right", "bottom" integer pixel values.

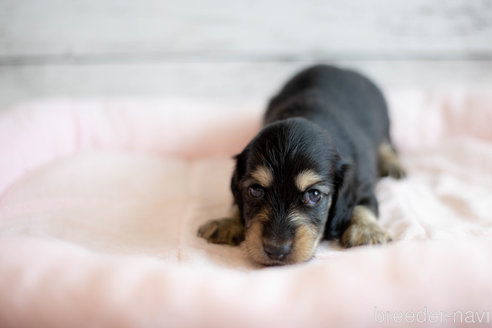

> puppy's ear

[
  {"left": 230, "top": 149, "right": 248, "bottom": 207},
  {"left": 325, "top": 159, "right": 355, "bottom": 238},
  {"left": 334, "top": 159, "right": 351, "bottom": 188}
]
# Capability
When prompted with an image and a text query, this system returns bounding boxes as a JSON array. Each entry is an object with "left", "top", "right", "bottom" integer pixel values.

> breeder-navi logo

[{"left": 374, "top": 306, "right": 490, "bottom": 325}]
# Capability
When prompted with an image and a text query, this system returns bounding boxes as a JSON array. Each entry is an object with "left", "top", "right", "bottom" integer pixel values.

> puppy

[{"left": 198, "top": 64, "right": 406, "bottom": 265}]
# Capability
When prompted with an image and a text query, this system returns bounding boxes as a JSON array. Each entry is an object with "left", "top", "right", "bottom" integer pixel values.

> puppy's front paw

[
  {"left": 340, "top": 205, "right": 392, "bottom": 248},
  {"left": 341, "top": 222, "right": 391, "bottom": 248},
  {"left": 197, "top": 218, "right": 245, "bottom": 246}
]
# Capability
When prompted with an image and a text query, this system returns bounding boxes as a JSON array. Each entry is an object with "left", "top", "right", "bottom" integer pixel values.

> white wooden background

[{"left": 1, "top": 0, "right": 491, "bottom": 109}]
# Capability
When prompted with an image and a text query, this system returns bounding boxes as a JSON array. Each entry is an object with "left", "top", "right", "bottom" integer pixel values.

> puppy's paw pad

[
  {"left": 341, "top": 223, "right": 392, "bottom": 248},
  {"left": 197, "top": 218, "right": 244, "bottom": 246}
]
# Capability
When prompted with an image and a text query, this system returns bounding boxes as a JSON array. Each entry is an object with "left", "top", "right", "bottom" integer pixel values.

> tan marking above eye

[
  {"left": 295, "top": 170, "right": 324, "bottom": 192},
  {"left": 251, "top": 166, "right": 273, "bottom": 188}
]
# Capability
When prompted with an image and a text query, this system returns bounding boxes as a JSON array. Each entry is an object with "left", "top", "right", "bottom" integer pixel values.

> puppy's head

[{"left": 232, "top": 118, "right": 345, "bottom": 265}]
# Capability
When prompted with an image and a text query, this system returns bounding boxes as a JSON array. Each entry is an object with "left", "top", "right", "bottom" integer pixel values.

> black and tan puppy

[{"left": 198, "top": 64, "right": 405, "bottom": 265}]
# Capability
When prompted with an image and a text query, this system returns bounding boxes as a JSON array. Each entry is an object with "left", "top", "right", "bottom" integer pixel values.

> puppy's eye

[
  {"left": 303, "top": 189, "right": 322, "bottom": 206},
  {"left": 249, "top": 185, "right": 265, "bottom": 199}
]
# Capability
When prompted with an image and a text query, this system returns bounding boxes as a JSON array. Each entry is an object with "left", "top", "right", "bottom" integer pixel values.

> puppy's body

[
  {"left": 198, "top": 65, "right": 405, "bottom": 265},
  {"left": 265, "top": 65, "right": 391, "bottom": 238}
]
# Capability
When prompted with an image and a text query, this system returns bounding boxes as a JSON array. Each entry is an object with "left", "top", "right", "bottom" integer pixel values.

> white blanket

[{"left": 1, "top": 90, "right": 491, "bottom": 327}]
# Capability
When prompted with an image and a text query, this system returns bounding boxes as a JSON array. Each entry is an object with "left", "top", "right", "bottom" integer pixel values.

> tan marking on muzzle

[
  {"left": 243, "top": 207, "right": 271, "bottom": 263},
  {"left": 287, "top": 210, "right": 322, "bottom": 263},
  {"left": 245, "top": 208, "right": 323, "bottom": 265},
  {"left": 288, "top": 210, "right": 311, "bottom": 225},
  {"left": 290, "top": 224, "right": 320, "bottom": 263},
  {"left": 244, "top": 219, "right": 267, "bottom": 264}
]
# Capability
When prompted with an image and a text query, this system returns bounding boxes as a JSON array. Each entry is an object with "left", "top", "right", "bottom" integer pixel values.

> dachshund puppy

[{"left": 198, "top": 64, "right": 406, "bottom": 265}]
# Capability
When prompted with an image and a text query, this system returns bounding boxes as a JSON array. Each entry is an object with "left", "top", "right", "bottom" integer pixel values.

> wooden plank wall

[{"left": 0, "top": 0, "right": 491, "bottom": 109}]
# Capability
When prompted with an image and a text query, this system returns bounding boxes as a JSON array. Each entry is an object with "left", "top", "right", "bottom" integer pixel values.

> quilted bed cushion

[{"left": 1, "top": 91, "right": 492, "bottom": 327}]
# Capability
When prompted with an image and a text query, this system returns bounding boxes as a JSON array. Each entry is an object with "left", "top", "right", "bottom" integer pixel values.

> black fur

[{"left": 232, "top": 64, "right": 393, "bottom": 242}]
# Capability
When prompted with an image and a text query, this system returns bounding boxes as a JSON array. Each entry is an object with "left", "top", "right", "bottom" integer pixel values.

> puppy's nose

[{"left": 263, "top": 241, "right": 292, "bottom": 261}]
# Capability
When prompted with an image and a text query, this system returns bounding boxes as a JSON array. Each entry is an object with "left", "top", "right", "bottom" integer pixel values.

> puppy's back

[{"left": 265, "top": 64, "right": 390, "bottom": 146}]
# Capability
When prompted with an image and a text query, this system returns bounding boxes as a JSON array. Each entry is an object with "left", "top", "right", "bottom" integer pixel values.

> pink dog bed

[{"left": 1, "top": 91, "right": 492, "bottom": 327}]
